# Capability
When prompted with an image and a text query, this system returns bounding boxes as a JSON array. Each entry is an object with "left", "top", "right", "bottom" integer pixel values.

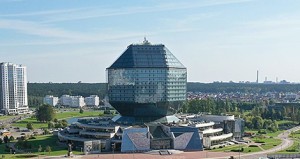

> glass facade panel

[{"left": 107, "top": 41, "right": 186, "bottom": 118}]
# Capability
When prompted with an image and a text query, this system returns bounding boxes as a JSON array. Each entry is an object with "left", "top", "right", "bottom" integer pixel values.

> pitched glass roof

[{"left": 108, "top": 40, "right": 185, "bottom": 69}]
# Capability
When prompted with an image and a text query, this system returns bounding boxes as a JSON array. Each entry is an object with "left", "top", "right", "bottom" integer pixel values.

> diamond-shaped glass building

[{"left": 107, "top": 39, "right": 187, "bottom": 123}]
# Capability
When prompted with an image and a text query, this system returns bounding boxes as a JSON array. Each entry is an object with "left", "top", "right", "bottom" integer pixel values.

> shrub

[
  {"left": 29, "top": 136, "right": 36, "bottom": 139},
  {"left": 249, "top": 145, "right": 258, "bottom": 147},
  {"left": 9, "top": 136, "right": 14, "bottom": 141},
  {"left": 258, "top": 129, "right": 267, "bottom": 134},
  {"left": 15, "top": 154, "right": 38, "bottom": 158}
]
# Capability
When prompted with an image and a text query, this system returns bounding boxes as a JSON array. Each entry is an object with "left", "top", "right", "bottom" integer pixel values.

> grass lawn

[
  {"left": 243, "top": 129, "right": 283, "bottom": 150},
  {"left": 289, "top": 130, "right": 300, "bottom": 138},
  {"left": 274, "top": 129, "right": 300, "bottom": 154},
  {"left": 211, "top": 144, "right": 262, "bottom": 153},
  {"left": 244, "top": 129, "right": 283, "bottom": 137},
  {"left": 267, "top": 130, "right": 284, "bottom": 137},
  {"left": 260, "top": 138, "right": 281, "bottom": 150},
  {"left": 0, "top": 135, "right": 82, "bottom": 159},
  {"left": 213, "top": 129, "right": 283, "bottom": 153},
  {"left": 12, "top": 110, "right": 103, "bottom": 129},
  {"left": 12, "top": 117, "right": 48, "bottom": 129},
  {"left": 278, "top": 140, "right": 300, "bottom": 154},
  {"left": 55, "top": 110, "right": 103, "bottom": 120},
  {"left": 0, "top": 115, "right": 16, "bottom": 121},
  {"left": 243, "top": 146, "right": 262, "bottom": 153},
  {"left": 253, "top": 137, "right": 282, "bottom": 150},
  {"left": 210, "top": 145, "right": 240, "bottom": 152},
  {"left": 24, "top": 135, "right": 81, "bottom": 155}
]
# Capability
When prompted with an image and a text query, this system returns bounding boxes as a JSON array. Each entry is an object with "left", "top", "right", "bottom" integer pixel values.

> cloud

[
  {"left": 0, "top": 7, "right": 90, "bottom": 17},
  {"left": 0, "top": 0, "right": 254, "bottom": 23},
  {"left": 0, "top": 19, "right": 87, "bottom": 39},
  {"left": 0, "top": 18, "right": 147, "bottom": 46},
  {"left": 234, "top": 15, "right": 300, "bottom": 40}
]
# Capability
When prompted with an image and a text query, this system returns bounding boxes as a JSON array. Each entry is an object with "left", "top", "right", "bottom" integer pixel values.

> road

[{"left": 207, "top": 126, "right": 300, "bottom": 159}]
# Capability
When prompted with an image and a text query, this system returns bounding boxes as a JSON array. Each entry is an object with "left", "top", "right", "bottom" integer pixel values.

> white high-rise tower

[{"left": 0, "top": 62, "right": 28, "bottom": 114}]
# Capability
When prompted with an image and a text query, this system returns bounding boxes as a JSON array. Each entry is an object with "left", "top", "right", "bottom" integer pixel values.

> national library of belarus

[{"left": 58, "top": 39, "right": 244, "bottom": 154}]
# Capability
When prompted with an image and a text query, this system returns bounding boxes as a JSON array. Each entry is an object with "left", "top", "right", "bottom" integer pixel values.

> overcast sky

[{"left": 1, "top": 0, "right": 300, "bottom": 83}]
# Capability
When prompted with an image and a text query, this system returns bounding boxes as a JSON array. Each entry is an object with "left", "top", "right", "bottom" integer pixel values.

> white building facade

[
  {"left": 59, "top": 95, "right": 85, "bottom": 108},
  {"left": 84, "top": 95, "right": 99, "bottom": 106},
  {"left": 60, "top": 95, "right": 72, "bottom": 106},
  {"left": 43, "top": 95, "right": 59, "bottom": 106},
  {"left": 0, "top": 62, "right": 28, "bottom": 114},
  {"left": 70, "top": 96, "right": 85, "bottom": 108}
]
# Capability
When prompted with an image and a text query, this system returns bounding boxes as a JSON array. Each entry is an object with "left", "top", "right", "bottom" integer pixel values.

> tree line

[
  {"left": 27, "top": 82, "right": 300, "bottom": 107},
  {"left": 188, "top": 82, "right": 300, "bottom": 93}
]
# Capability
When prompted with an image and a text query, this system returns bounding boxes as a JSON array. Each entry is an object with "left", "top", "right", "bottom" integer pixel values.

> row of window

[{"left": 110, "top": 97, "right": 185, "bottom": 102}]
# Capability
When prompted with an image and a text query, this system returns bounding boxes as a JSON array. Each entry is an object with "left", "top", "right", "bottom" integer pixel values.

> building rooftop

[{"left": 107, "top": 39, "right": 185, "bottom": 69}]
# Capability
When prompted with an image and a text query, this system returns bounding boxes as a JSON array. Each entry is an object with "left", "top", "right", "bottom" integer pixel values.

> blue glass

[{"left": 107, "top": 42, "right": 187, "bottom": 119}]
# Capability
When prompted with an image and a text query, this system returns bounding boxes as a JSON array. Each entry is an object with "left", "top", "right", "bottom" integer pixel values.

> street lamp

[
  {"left": 111, "top": 143, "right": 115, "bottom": 159},
  {"left": 239, "top": 142, "right": 241, "bottom": 159}
]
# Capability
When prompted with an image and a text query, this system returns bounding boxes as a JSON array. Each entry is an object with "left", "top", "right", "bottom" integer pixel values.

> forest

[
  {"left": 187, "top": 82, "right": 300, "bottom": 93},
  {"left": 27, "top": 82, "right": 300, "bottom": 107}
]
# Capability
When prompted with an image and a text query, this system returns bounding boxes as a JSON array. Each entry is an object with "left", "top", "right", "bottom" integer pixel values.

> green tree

[
  {"left": 45, "top": 145, "right": 51, "bottom": 155},
  {"left": 38, "top": 145, "right": 42, "bottom": 153},
  {"left": 61, "top": 120, "right": 68, "bottom": 127},
  {"left": 79, "top": 108, "right": 84, "bottom": 114},
  {"left": 269, "top": 120, "right": 278, "bottom": 132},
  {"left": 55, "top": 122, "right": 63, "bottom": 128},
  {"left": 3, "top": 136, "right": 9, "bottom": 144},
  {"left": 36, "top": 104, "right": 55, "bottom": 122},
  {"left": 252, "top": 116, "right": 264, "bottom": 129},
  {"left": 48, "top": 122, "right": 54, "bottom": 129},
  {"left": 263, "top": 119, "right": 272, "bottom": 129},
  {"left": 26, "top": 122, "right": 34, "bottom": 130},
  {"left": 0, "top": 138, "right": 3, "bottom": 144},
  {"left": 9, "top": 136, "right": 14, "bottom": 142},
  {"left": 43, "top": 129, "right": 50, "bottom": 135}
]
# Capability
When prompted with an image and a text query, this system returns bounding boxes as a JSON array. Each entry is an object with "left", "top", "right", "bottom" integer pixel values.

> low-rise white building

[
  {"left": 84, "top": 95, "right": 99, "bottom": 106},
  {"left": 59, "top": 95, "right": 85, "bottom": 108},
  {"left": 60, "top": 95, "right": 72, "bottom": 106},
  {"left": 43, "top": 95, "right": 59, "bottom": 106},
  {"left": 70, "top": 96, "right": 85, "bottom": 108}
]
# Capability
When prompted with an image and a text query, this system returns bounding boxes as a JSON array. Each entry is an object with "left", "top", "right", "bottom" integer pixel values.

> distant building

[
  {"left": 279, "top": 80, "right": 290, "bottom": 84},
  {"left": 285, "top": 93, "right": 299, "bottom": 101},
  {"left": 70, "top": 96, "right": 85, "bottom": 108},
  {"left": 43, "top": 95, "right": 59, "bottom": 106},
  {"left": 187, "top": 114, "right": 244, "bottom": 145},
  {"left": 0, "top": 62, "right": 28, "bottom": 114},
  {"left": 58, "top": 117, "right": 203, "bottom": 153},
  {"left": 60, "top": 95, "right": 72, "bottom": 106},
  {"left": 84, "top": 95, "right": 99, "bottom": 106},
  {"left": 59, "top": 95, "right": 85, "bottom": 107}
]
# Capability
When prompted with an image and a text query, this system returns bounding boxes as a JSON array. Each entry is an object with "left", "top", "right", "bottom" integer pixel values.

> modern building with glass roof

[{"left": 107, "top": 38, "right": 187, "bottom": 123}]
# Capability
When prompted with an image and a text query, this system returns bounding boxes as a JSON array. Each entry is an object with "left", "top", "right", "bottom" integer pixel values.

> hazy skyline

[{"left": 1, "top": 0, "right": 300, "bottom": 83}]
